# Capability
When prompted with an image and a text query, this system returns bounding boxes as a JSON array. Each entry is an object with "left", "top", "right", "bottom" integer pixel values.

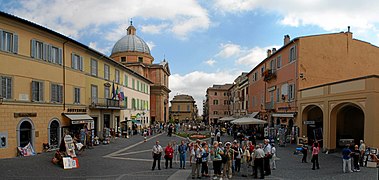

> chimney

[
  {"left": 272, "top": 48, "right": 277, "bottom": 54},
  {"left": 267, "top": 49, "right": 272, "bottom": 57},
  {"left": 284, "top": 35, "right": 290, "bottom": 45}
]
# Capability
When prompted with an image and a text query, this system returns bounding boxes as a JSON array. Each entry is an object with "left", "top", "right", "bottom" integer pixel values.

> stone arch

[
  {"left": 16, "top": 118, "right": 35, "bottom": 148},
  {"left": 330, "top": 102, "right": 365, "bottom": 149},
  {"left": 48, "top": 118, "right": 61, "bottom": 149},
  {"left": 301, "top": 104, "right": 324, "bottom": 145}
]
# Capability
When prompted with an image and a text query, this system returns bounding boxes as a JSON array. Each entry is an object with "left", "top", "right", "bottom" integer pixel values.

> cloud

[
  {"left": 141, "top": 24, "right": 169, "bottom": 34},
  {"left": 145, "top": 41, "right": 156, "bottom": 51},
  {"left": 88, "top": 42, "right": 112, "bottom": 55},
  {"left": 216, "top": 43, "right": 242, "bottom": 58},
  {"left": 204, "top": 59, "right": 216, "bottom": 66},
  {"left": 212, "top": 0, "right": 379, "bottom": 33},
  {"left": 170, "top": 70, "right": 241, "bottom": 115},
  {"left": 236, "top": 45, "right": 279, "bottom": 67},
  {"left": 8, "top": 0, "right": 210, "bottom": 39}
]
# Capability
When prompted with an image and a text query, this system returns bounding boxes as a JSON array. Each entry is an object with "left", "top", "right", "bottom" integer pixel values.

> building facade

[
  {"left": 0, "top": 12, "right": 151, "bottom": 158},
  {"left": 230, "top": 73, "right": 249, "bottom": 117},
  {"left": 169, "top": 94, "right": 197, "bottom": 122},
  {"left": 110, "top": 23, "right": 170, "bottom": 124},
  {"left": 205, "top": 84, "right": 233, "bottom": 125}
]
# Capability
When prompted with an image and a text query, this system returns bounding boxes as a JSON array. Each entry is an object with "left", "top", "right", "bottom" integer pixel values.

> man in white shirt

[
  {"left": 263, "top": 139, "right": 272, "bottom": 176},
  {"left": 253, "top": 144, "right": 265, "bottom": 179},
  {"left": 152, "top": 141, "right": 163, "bottom": 170}
]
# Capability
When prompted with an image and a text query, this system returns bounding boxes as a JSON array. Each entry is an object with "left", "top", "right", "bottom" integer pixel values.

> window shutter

[
  {"left": 43, "top": 43, "right": 48, "bottom": 61},
  {"left": 12, "top": 34, "right": 18, "bottom": 54},
  {"left": 32, "top": 81, "right": 37, "bottom": 101},
  {"left": 40, "top": 82, "right": 44, "bottom": 101},
  {"left": 80, "top": 56, "right": 83, "bottom": 71},
  {"left": 31, "top": 39, "right": 36, "bottom": 58},
  {"left": 47, "top": 45, "right": 52, "bottom": 62},
  {"left": 6, "top": 78, "right": 12, "bottom": 99},
  {"left": 71, "top": 53, "right": 75, "bottom": 68},
  {"left": 0, "top": 30, "right": 3, "bottom": 51},
  {"left": 51, "top": 84, "right": 56, "bottom": 102},
  {"left": 59, "top": 85, "right": 63, "bottom": 103},
  {"left": 58, "top": 48, "right": 63, "bottom": 65}
]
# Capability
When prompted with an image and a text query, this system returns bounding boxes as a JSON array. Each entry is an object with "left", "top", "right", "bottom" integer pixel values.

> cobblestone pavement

[{"left": 0, "top": 131, "right": 377, "bottom": 180}]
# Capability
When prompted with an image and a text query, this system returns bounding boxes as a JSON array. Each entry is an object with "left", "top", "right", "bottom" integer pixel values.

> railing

[
  {"left": 90, "top": 98, "right": 125, "bottom": 109},
  {"left": 263, "top": 69, "right": 277, "bottom": 82}
]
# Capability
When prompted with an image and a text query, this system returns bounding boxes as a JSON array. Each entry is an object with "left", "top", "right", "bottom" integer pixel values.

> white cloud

[
  {"left": 88, "top": 42, "right": 112, "bottom": 55},
  {"left": 204, "top": 59, "right": 216, "bottom": 66},
  {"left": 146, "top": 41, "right": 156, "bottom": 51},
  {"left": 170, "top": 70, "right": 241, "bottom": 115},
  {"left": 216, "top": 43, "right": 242, "bottom": 58},
  {"left": 141, "top": 24, "right": 169, "bottom": 34},
  {"left": 236, "top": 45, "right": 279, "bottom": 67},
  {"left": 10, "top": 0, "right": 210, "bottom": 39},
  {"left": 212, "top": 0, "right": 379, "bottom": 33}
]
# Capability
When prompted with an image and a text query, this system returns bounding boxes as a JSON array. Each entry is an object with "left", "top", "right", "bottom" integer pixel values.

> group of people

[
  {"left": 341, "top": 140, "right": 378, "bottom": 173},
  {"left": 151, "top": 137, "right": 278, "bottom": 179}
]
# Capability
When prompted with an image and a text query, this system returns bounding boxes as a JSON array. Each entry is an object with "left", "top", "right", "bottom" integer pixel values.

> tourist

[
  {"left": 342, "top": 144, "right": 353, "bottom": 173},
  {"left": 241, "top": 144, "right": 251, "bottom": 177},
  {"left": 190, "top": 143, "right": 202, "bottom": 179},
  {"left": 223, "top": 142, "right": 234, "bottom": 179},
  {"left": 301, "top": 144, "right": 308, "bottom": 163},
  {"left": 211, "top": 141, "right": 223, "bottom": 180},
  {"left": 164, "top": 142, "right": 174, "bottom": 169},
  {"left": 178, "top": 140, "right": 187, "bottom": 169},
  {"left": 359, "top": 140, "right": 366, "bottom": 167},
  {"left": 271, "top": 143, "right": 277, "bottom": 170},
  {"left": 311, "top": 140, "right": 320, "bottom": 170},
  {"left": 201, "top": 142, "right": 210, "bottom": 177},
  {"left": 152, "top": 141, "right": 163, "bottom": 170},
  {"left": 253, "top": 144, "right": 265, "bottom": 179},
  {"left": 234, "top": 141, "right": 243, "bottom": 173},
  {"left": 263, "top": 139, "right": 272, "bottom": 175},
  {"left": 352, "top": 145, "right": 361, "bottom": 172}
]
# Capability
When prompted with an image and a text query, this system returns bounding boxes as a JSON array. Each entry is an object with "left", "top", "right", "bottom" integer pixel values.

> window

[
  {"left": 51, "top": 84, "right": 63, "bottom": 103},
  {"left": 224, "top": 92, "right": 227, "bottom": 96},
  {"left": 91, "top": 59, "right": 98, "bottom": 76},
  {"left": 187, "top": 105, "right": 190, "bottom": 111},
  {"left": 213, "top": 100, "right": 218, "bottom": 105},
  {"left": 71, "top": 53, "right": 83, "bottom": 71},
  {"left": 289, "top": 46, "right": 297, "bottom": 62},
  {"left": 260, "top": 65, "right": 265, "bottom": 76},
  {"left": 138, "top": 57, "right": 143, "bottom": 62},
  {"left": 115, "top": 69, "right": 120, "bottom": 83},
  {"left": 132, "top": 79, "right": 135, "bottom": 89},
  {"left": 214, "top": 92, "right": 217, "bottom": 96},
  {"left": 224, "top": 111, "right": 229, "bottom": 115},
  {"left": 254, "top": 72, "right": 258, "bottom": 81},
  {"left": 136, "top": 99, "right": 140, "bottom": 110},
  {"left": 124, "top": 74, "right": 128, "bottom": 87},
  {"left": 91, "top": 85, "right": 98, "bottom": 104},
  {"left": 276, "top": 88, "right": 280, "bottom": 102},
  {"left": 31, "top": 81, "right": 43, "bottom": 102},
  {"left": 132, "top": 98, "right": 136, "bottom": 109},
  {"left": 137, "top": 81, "right": 140, "bottom": 91},
  {"left": 277, "top": 56, "right": 282, "bottom": 68},
  {"left": 121, "top": 57, "right": 126, "bottom": 62},
  {"left": 288, "top": 84, "right": 295, "bottom": 100},
  {"left": 104, "top": 86, "right": 110, "bottom": 99},
  {"left": 0, "top": 76, "right": 12, "bottom": 99},
  {"left": 30, "top": 39, "right": 62, "bottom": 64},
  {"left": 178, "top": 105, "right": 181, "bottom": 111},
  {"left": 124, "top": 96, "right": 128, "bottom": 108},
  {"left": 270, "top": 58, "right": 276, "bottom": 70},
  {"left": 74, "top": 88, "right": 80, "bottom": 104},
  {"left": 104, "top": 64, "right": 110, "bottom": 80},
  {"left": 0, "top": 30, "right": 18, "bottom": 53},
  {"left": 213, "top": 111, "right": 218, "bottom": 115}
]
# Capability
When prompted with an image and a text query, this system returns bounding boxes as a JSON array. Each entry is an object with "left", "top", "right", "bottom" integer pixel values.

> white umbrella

[
  {"left": 219, "top": 116, "right": 236, "bottom": 122},
  {"left": 231, "top": 116, "right": 267, "bottom": 125}
]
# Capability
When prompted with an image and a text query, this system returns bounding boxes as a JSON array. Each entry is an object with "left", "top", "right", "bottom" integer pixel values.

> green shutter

[
  {"left": 31, "top": 39, "right": 36, "bottom": 58},
  {"left": 12, "top": 34, "right": 18, "bottom": 54}
]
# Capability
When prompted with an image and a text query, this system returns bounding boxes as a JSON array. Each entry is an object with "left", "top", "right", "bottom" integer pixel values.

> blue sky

[{"left": 2, "top": 0, "right": 379, "bottom": 113}]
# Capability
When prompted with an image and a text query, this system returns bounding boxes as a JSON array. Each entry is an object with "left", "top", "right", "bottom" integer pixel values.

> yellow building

[
  {"left": 0, "top": 12, "right": 151, "bottom": 158},
  {"left": 170, "top": 94, "right": 197, "bottom": 122}
]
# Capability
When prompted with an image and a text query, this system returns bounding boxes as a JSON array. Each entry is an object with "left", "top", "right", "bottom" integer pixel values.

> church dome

[{"left": 111, "top": 24, "right": 151, "bottom": 55}]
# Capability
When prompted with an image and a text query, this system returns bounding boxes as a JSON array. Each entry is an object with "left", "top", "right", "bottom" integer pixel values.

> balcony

[
  {"left": 263, "top": 69, "right": 277, "bottom": 82},
  {"left": 90, "top": 98, "right": 126, "bottom": 109},
  {"left": 265, "top": 101, "right": 275, "bottom": 110}
]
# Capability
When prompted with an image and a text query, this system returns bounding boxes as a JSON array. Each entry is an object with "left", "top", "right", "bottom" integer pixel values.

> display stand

[{"left": 62, "top": 135, "right": 79, "bottom": 169}]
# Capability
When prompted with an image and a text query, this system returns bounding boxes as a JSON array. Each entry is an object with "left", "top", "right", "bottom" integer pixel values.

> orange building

[
  {"left": 110, "top": 22, "right": 171, "bottom": 124},
  {"left": 205, "top": 84, "right": 233, "bottom": 124},
  {"left": 170, "top": 94, "right": 197, "bottom": 122}
]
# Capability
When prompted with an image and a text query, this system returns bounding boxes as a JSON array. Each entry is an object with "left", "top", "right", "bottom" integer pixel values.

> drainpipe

[{"left": 63, "top": 40, "right": 69, "bottom": 110}]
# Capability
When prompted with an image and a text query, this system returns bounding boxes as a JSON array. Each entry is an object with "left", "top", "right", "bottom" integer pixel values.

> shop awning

[
  {"left": 231, "top": 113, "right": 267, "bottom": 125},
  {"left": 64, "top": 114, "right": 94, "bottom": 124},
  {"left": 219, "top": 116, "right": 235, "bottom": 122},
  {"left": 272, "top": 113, "right": 295, "bottom": 118},
  {"left": 131, "top": 119, "right": 141, "bottom": 124}
]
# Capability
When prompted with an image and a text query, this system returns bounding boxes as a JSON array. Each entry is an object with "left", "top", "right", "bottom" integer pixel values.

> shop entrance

[
  {"left": 49, "top": 120, "right": 60, "bottom": 149},
  {"left": 334, "top": 103, "right": 364, "bottom": 147},
  {"left": 302, "top": 105, "right": 323, "bottom": 146},
  {"left": 104, "top": 114, "right": 110, "bottom": 128},
  {"left": 19, "top": 121, "right": 32, "bottom": 147}
]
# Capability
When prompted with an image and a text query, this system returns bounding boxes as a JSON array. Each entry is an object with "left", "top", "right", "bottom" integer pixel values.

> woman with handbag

[{"left": 164, "top": 142, "right": 174, "bottom": 169}]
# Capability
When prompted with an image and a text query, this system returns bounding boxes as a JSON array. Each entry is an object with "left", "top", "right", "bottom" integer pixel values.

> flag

[
  {"left": 116, "top": 86, "right": 119, "bottom": 100},
  {"left": 111, "top": 81, "right": 116, "bottom": 99},
  {"left": 118, "top": 87, "right": 123, "bottom": 100}
]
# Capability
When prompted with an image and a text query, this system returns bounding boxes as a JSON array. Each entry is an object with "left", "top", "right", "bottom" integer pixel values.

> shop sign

[
  {"left": 14, "top": 112, "right": 37, "bottom": 118},
  {"left": 304, "top": 121, "right": 315, "bottom": 125},
  {"left": 67, "top": 108, "right": 87, "bottom": 113},
  {"left": 71, "top": 120, "right": 94, "bottom": 125}
]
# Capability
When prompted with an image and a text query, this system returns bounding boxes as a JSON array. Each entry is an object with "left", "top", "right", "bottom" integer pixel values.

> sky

[{"left": 2, "top": 0, "right": 379, "bottom": 115}]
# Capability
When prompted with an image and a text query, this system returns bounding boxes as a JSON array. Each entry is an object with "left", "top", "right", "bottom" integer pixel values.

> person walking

[
  {"left": 352, "top": 145, "right": 361, "bottom": 172},
  {"left": 152, "top": 141, "right": 163, "bottom": 170},
  {"left": 201, "top": 142, "right": 210, "bottom": 177},
  {"left": 311, "top": 140, "right": 320, "bottom": 170},
  {"left": 263, "top": 139, "right": 272, "bottom": 175},
  {"left": 164, "top": 142, "right": 174, "bottom": 169},
  {"left": 223, "top": 142, "right": 234, "bottom": 179},
  {"left": 253, "top": 144, "right": 265, "bottom": 179},
  {"left": 301, "top": 145, "right": 308, "bottom": 163},
  {"left": 342, "top": 144, "right": 353, "bottom": 173},
  {"left": 235, "top": 142, "right": 243, "bottom": 173},
  {"left": 178, "top": 140, "right": 187, "bottom": 169},
  {"left": 270, "top": 143, "right": 277, "bottom": 170},
  {"left": 211, "top": 141, "right": 223, "bottom": 180},
  {"left": 190, "top": 143, "right": 202, "bottom": 179},
  {"left": 241, "top": 144, "right": 251, "bottom": 177},
  {"left": 359, "top": 140, "right": 366, "bottom": 167}
]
